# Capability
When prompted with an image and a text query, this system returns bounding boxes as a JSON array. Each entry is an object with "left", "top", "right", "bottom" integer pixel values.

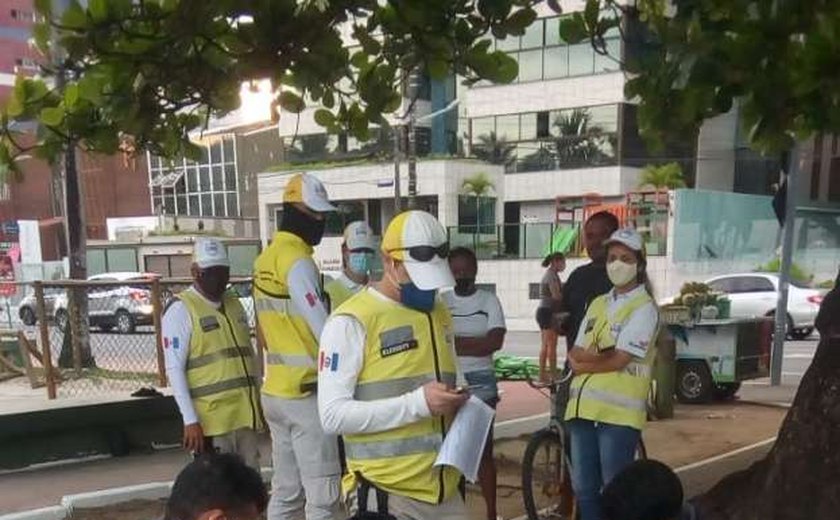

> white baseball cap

[
  {"left": 382, "top": 211, "right": 454, "bottom": 291},
  {"left": 193, "top": 237, "right": 230, "bottom": 268},
  {"left": 283, "top": 173, "right": 336, "bottom": 212},
  {"left": 604, "top": 228, "right": 644, "bottom": 254},
  {"left": 344, "top": 221, "right": 375, "bottom": 251}
]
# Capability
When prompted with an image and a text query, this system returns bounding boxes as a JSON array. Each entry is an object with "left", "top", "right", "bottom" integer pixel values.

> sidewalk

[{"left": 738, "top": 379, "right": 799, "bottom": 407}]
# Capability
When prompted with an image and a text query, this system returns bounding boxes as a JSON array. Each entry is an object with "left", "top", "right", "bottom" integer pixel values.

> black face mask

[
  {"left": 454, "top": 277, "right": 476, "bottom": 296},
  {"left": 281, "top": 203, "right": 326, "bottom": 246},
  {"left": 197, "top": 266, "right": 230, "bottom": 302}
]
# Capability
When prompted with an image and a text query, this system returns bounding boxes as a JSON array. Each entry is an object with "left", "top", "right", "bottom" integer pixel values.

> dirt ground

[{"left": 69, "top": 402, "right": 785, "bottom": 520}]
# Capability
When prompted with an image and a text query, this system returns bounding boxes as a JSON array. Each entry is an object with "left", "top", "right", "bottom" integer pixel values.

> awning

[{"left": 149, "top": 170, "right": 185, "bottom": 189}]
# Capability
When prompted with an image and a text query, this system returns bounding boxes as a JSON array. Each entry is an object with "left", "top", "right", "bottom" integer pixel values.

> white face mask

[{"left": 607, "top": 259, "right": 638, "bottom": 287}]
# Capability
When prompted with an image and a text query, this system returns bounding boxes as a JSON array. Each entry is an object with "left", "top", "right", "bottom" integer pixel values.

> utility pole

[
  {"left": 407, "top": 117, "right": 417, "bottom": 209},
  {"left": 770, "top": 144, "right": 799, "bottom": 386},
  {"left": 393, "top": 125, "right": 402, "bottom": 213}
]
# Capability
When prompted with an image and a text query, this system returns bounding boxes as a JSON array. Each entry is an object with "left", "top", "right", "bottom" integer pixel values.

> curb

[{"left": 0, "top": 507, "right": 66, "bottom": 520}]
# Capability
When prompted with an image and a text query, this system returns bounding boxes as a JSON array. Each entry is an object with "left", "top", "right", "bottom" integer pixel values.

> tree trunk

[
  {"left": 696, "top": 335, "right": 840, "bottom": 519},
  {"left": 58, "top": 144, "right": 94, "bottom": 369}
]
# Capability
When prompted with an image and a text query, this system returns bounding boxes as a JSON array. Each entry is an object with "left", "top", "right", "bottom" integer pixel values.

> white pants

[
  {"left": 349, "top": 490, "right": 468, "bottom": 520},
  {"left": 262, "top": 393, "right": 343, "bottom": 520},
  {"left": 210, "top": 427, "right": 261, "bottom": 470}
]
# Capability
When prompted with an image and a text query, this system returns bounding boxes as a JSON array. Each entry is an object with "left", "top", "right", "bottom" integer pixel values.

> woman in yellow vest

[{"left": 564, "top": 228, "right": 660, "bottom": 520}]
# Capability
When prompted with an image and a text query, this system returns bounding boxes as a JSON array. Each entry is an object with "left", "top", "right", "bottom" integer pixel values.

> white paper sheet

[{"left": 434, "top": 395, "right": 496, "bottom": 482}]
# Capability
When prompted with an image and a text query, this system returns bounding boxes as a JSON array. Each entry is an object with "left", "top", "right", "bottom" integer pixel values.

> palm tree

[
  {"left": 471, "top": 131, "right": 516, "bottom": 167},
  {"left": 462, "top": 173, "right": 495, "bottom": 234},
  {"left": 553, "top": 109, "right": 605, "bottom": 168},
  {"left": 638, "top": 162, "right": 686, "bottom": 190}
]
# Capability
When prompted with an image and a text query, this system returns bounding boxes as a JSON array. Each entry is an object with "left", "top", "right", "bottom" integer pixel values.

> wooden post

[
  {"left": 152, "top": 279, "right": 167, "bottom": 387},
  {"left": 34, "top": 282, "right": 56, "bottom": 399}
]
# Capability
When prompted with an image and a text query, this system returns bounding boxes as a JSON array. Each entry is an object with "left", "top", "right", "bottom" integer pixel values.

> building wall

[
  {"left": 0, "top": 0, "right": 40, "bottom": 99},
  {"left": 235, "top": 127, "right": 284, "bottom": 218},
  {"left": 695, "top": 110, "right": 738, "bottom": 191},
  {"left": 504, "top": 165, "right": 642, "bottom": 202}
]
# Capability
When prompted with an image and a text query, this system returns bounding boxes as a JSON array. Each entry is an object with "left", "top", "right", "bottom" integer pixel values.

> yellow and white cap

[
  {"left": 193, "top": 237, "right": 229, "bottom": 268},
  {"left": 382, "top": 210, "right": 454, "bottom": 291},
  {"left": 344, "top": 221, "right": 375, "bottom": 251},
  {"left": 283, "top": 173, "right": 336, "bottom": 212}
]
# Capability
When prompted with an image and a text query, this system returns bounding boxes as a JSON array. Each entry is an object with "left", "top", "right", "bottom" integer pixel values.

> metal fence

[{"left": 0, "top": 277, "right": 255, "bottom": 400}]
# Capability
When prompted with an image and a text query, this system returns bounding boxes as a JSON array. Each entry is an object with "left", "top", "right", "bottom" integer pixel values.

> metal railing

[{"left": 0, "top": 277, "right": 255, "bottom": 400}]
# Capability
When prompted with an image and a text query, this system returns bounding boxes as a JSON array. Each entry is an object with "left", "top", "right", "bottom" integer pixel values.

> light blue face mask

[{"left": 348, "top": 251, "right": 373, "bottom": 276}]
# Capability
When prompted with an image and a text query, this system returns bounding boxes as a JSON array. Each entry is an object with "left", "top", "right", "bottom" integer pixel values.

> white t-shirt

[
  {"left": 317, "top": 288, "right": 434, "bottom": 435},
  {"left": 574, "top": 285, "right": 659, "bottom": 358},
  {"left": 441, "top": 289, "right": 506, "bottom": 373}
]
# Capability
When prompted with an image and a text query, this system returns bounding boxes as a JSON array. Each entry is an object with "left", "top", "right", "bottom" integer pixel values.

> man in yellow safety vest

[
  {"left": 163, "top": 237, "right": 263, "bottom": 468},
  {"left": 318, "top": 210, "right": 469, "bottom": 520},
  {"left": 324, "top": 221, "right": 376, "bottom": 311},
  {"left": 253, "top": 173, "right": 342, "bottom": 520}
]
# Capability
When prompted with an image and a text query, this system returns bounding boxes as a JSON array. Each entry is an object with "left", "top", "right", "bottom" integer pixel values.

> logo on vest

[
  {"left": 199, "top": 316, "right": 221, "bottom": 332},
  {"left": 320, "top": 351, "right": 339, "bottom": 372},
  {"left": 379, "top": 326, "right": 418, "bottom": 358},
  {"left": 164, "top": 337, "right": 179, "bottom": 349}
]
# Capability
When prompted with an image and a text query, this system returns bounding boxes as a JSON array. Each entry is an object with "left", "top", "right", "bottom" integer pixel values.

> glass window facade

[
  {"left": 148, "top": 135, "right": 239, "bottom": 217},
  {"left": 469, "top": 105, "right": 619, "bottom": 172},
  {"left": 477, "top": 14, "right": 621, "bottom": 86}
]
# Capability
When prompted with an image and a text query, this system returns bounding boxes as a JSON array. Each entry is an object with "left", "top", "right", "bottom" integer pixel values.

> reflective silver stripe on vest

[
  {"left": 266, "top": 352, "right": 316, "bottom": 368},
  {"left": 569, "top": 386, "right": 647, "bottom": 412},
  {"left": 344, "top": 433, "right": 442, "bottom": 460},
  {"left": 354, "top": 371, "right": 457, "bottom": 401},
  {"left": 255, "top": 296, "right": 308, "bottom": 317},
  {"left": 190, "top": 376, "right": 257, "bottom": 398},
  {"left": 187, "top": 347, "right": 253, "bottom": 371},
  {"left": 624, "top": 362, "right": 651, "bottom": 379}
]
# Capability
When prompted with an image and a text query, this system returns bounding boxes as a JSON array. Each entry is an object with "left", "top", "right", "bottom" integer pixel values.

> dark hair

[
  {"left": 449, "top": 246, "right": 478, "bottom": 270},
  {"left": 587, "top": 211, "right": 620, "bottom": 234},
  {"left": 602, "top": 460, "right": 683, "bottom": 520},
  {"left": 165, "top": 453, "right": 268, "bottom": 520}
]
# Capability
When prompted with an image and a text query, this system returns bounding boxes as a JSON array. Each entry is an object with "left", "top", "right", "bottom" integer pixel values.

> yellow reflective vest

[
  {"left": 179, "top": 289, "right": 262, "bottom": 437},
  {"left": 324, "top": 275, "right": 361, "bottom": 312},
  {"left": 565, "top": 290, "right": 658, "bottom": 430},
  {"left": 254, "top": 231, "right": 323, "bottom": 398},
  {"left": 335, "top": 289, "right": 462, "bottom": 504}
]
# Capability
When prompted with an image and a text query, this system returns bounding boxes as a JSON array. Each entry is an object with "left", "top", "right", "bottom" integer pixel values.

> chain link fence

[{"left": 0, "top": 277, "right": 255, "bottom": 400}]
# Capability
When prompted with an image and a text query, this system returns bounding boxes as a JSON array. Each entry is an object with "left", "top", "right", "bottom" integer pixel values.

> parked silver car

[
  {"left": 54, "top": 272, "right": 159, "bottom": 334},
  {"left": 17, "top": 287, "right": 63, "bottom": 326}
]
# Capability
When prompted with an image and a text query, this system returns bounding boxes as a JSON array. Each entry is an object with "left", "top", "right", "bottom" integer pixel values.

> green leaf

[
  {"left": 89, "top": 0, "right": 109, "bottom": 22},
  {"left": 32, "top": 23, "right": 51, "bottom": 54},
  {"left": 490, "top": 52, "right": 518, "bottom": 83},
  {"left": 584, "top": 0, "right": 599, "bottom": 29},
  {"left": 64, "top": 84, "right": 80, "bottom": 108},
  {"left": 504, "top": 8, "right": 537, "bottom": 37},
  {"left": 78, "top": 75, "right": 103, "bottom": 104},
  {"left": 5, "top": 92, "right": 24, "bottom": 118},
  {"left": 160, "top": 0, "right": 179, "bottom": 13},
  {"left": 350, "top": 51, "right": 368, "bottom": 69},
  {"left": 354, "top": 26, "right": 382, "bottom": 56},
  {"left": 427, "top": 58, "right": 449, "bottom": 80},
  {"left": 34, "top": 0, "right": 52, "bottom": 16},
  {"left": 40, "top": 106, "right": 64, "bottom": 126},
  {"left": 559, "top": 15, "right": 588, "bottom": 44},
  {"left": 314, "top": 109, "right": 335, "bottom": 127},
  {"left": 278, "top": 91, "right": 305, "bottom": 113},
  {"left": 322, "top": 90, "right": 335, "bottom": 109},
  {"left": 61, "top": 1, "right": 87, "bottom": 29}
]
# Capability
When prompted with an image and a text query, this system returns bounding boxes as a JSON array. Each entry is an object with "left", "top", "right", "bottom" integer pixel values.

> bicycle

[{"left": 521, "top": 369, "right": 647, "bottom": 520}]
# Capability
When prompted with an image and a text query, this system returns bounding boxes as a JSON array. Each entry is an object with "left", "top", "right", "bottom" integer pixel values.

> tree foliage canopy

[
  {"left": 561, "top": 0, "right": 840, "bottom": 154},
  {"left": 1, "top": 0, "right": 541, "bottom": 177}
]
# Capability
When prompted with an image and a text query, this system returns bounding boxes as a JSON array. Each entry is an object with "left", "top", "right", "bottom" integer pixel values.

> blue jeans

[
  {"left": 464, "top": 369, "right": 500, "bottom": 407},
  {"left": 567, "top": 419, "right": 641, "bottom": 520}
]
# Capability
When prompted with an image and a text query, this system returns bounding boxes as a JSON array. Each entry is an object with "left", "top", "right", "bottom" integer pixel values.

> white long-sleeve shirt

[
  {"left": 286, "top": 257, "right": 329, "bottom": 340},
  {"left": 318, "top": 288, "right": 431, "bottom": 435}
]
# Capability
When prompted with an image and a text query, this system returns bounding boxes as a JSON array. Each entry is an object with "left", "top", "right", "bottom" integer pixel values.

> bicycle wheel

[{"left": 522, "top": 428, "right": 575, "bottom": 520}]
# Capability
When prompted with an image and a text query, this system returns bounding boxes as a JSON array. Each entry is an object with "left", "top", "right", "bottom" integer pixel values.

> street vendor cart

[{"left": 669, "top": 317, "right": 772, "bottom": 403}]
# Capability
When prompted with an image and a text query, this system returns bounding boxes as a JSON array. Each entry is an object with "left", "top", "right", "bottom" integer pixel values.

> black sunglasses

[{"left": 388, "top": 243, "right": 450, "bottom": 262}]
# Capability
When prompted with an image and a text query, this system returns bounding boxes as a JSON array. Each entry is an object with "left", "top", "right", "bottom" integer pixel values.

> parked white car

[
  {"left": 704, "top": 273, "right": 823, "bottom": 340},
  {"left": 53, "top": 272, "right": 160, "bottom": 334}
]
